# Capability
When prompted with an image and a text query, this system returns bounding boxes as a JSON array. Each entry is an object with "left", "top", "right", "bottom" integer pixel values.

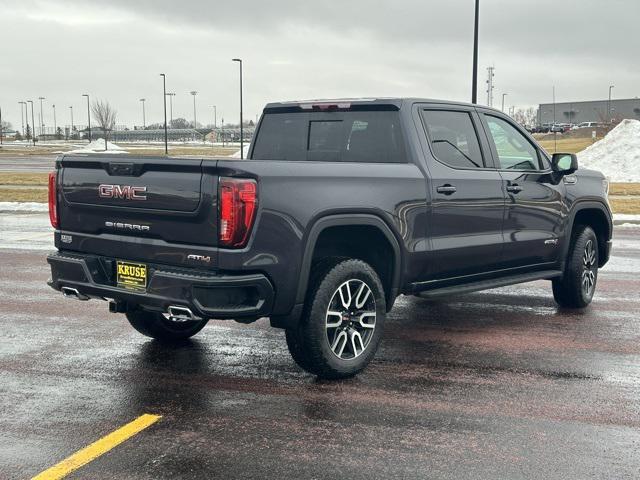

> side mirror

[{"left": 552, "top": 153, "right": 578, "bottom": 174}]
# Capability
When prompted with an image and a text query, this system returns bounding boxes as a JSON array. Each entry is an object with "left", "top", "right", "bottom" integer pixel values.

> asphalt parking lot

[{"left": 1, "top": 227, "right": 639, "bottom": 479}]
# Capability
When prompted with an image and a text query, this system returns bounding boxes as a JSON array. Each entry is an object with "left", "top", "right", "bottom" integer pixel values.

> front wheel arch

[{"left": 563, "top": 201, "right": 612, "bottom": 268}]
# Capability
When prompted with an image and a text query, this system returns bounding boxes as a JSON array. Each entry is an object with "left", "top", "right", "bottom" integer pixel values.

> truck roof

[{"left": 264, "top": 97, "right": 495, "bottom": 111}]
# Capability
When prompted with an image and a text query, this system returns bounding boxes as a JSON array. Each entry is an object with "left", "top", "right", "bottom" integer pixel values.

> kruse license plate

[{"left": 116, "top": 261, "right": 147, "bottom": 291}]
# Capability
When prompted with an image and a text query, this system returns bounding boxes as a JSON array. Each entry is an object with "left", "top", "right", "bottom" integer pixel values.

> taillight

[
  {"left": 48, "top": 171, "right": 59, "bottom": 229},
  {"left": 218, "top": 177, "right": 257, "bottom": 248}
]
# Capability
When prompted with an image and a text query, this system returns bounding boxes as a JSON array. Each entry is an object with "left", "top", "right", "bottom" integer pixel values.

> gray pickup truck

[{"left": 47, "top": 98, "right": 613, "bottom": 379}]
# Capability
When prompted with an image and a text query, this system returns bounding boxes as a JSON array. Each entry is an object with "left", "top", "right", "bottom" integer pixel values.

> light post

[
  {"left": 38, "top": 96, "right": 45, "bottom": 137},
  {"left": 166, "top": 93, "right": 175, "bottom": 127},
  {"left": 52, "top": 104, "right": 57, "bottom": 139},
  {"left": 608, "top": 85, "right": 615, "bottom": 124},
  {"left": 160, "top": 74, "right": 168, "bottom": 154},
  {"left": 190, "top": 91, "right": 198, "bottom": 128},
  {"left": 18, "top": 101, "right": 25, "bottom": 137},
  {"left": 471, "top": 0, "right": 480, "bottom": 104},
  {"left": 139, "top": 98, "right": 146, "bottom": 128},
  {"left": 501, "top": 93, "right": 507, "bottom": 113},
  {"left": 209, "top": 105, "right": 217, "bottom": 129},
  {"left": 27, "top": 100, "right": 36, "bottom": 146},
  {"left": 82, "top": 94, "right": 91, "bottom": 142},
  {"left": 232, "top": 58, "right": 244, "bottom": 158},
  {"left": 21, "top": 101, "right": 30, "bottom": 141},
  {"left": 69, "top": 106, "right": 74, "bottom": 140}
]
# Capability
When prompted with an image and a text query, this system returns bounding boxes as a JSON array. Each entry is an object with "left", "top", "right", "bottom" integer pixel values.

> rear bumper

[{"left": 47, "top": 251, "right": 274, "bottom": 320}]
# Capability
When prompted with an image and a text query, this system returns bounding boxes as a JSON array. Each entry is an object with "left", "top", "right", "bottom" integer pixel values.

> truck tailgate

[{"left": 57, "top": 155, "right": 220, "bottom": 263}]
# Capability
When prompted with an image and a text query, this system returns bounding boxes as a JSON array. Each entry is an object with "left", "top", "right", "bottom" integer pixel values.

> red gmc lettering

[{"left": 98, "top": 184, "right": 147, "bottom": 200}]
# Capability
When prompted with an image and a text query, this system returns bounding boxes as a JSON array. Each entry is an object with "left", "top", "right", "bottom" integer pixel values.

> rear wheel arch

[
  {"left": 565, "top": 201, "right": 612, "bottom": 268},
  {"left": 296, "top": 214, "right": 403, "bottom": 311}
]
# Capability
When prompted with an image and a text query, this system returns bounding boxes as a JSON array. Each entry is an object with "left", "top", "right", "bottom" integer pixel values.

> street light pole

[
  {"left": 18, "top": 101, "right": 25, "bottom": 137},
  {"left": 27, "top": 100, "right": 36, "bottom": 146},
  {"left": 69, "top": 106, "right": 74, "bottom": 139},
  {"left": 209, "top": 105, "right": 217, "bottom": 129},
  {"left": 52, "top": 104, "right": 57, "bottom": 138},
  {"left": 471, "top": 0, "right": 480, "bottom": 104},
  {"left": 190, "top": 91, "right": 198, "bottom": 128},
  {"left": 139, "top": 98, "right": 146, "bottom": 128},
  {"left": 21, "top": 101, "right": 30, "bottom": 141},
  {"left": 82, "top": 94, "right": 91, "bottom": 142},
  {"left": 608, "top": 85, "right": 615, "bottom": 124},
  {"left": 38, "top": 96, "right": 45, "bottom": 138},
  {"left": 232, "top": 58, "right": 244, "bottom": 158},
  {"left": 501, "top": 93, "right": 507, "bottom": 112},
  {"left": 160, "top": 74, "right": 168, "bottom": 154}
]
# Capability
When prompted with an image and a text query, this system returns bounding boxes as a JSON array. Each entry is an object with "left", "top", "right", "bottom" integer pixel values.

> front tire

[
  {"left": 552, "top": 225, "right": 599, "bottom": 308},
  {"left": 286, "top": 259, "right": 386, "bottom": 379},
  {"left": 126, "top": 309, "right": 208, "bottom": 342}
]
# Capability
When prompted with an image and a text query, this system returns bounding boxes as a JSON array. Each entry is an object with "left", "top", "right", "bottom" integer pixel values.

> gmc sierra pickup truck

[{"left": 47, "top": 98, "right": 613, "bottom": 379}]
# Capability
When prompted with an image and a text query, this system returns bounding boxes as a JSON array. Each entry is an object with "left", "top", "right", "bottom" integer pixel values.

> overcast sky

[{"left": 1, "top": 0, "right": 638, "bottom": 129}]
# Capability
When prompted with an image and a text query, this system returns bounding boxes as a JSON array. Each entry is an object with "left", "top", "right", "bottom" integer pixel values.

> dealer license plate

[{"left": 116, "top": 261, "right": 147, "bottom": 291}]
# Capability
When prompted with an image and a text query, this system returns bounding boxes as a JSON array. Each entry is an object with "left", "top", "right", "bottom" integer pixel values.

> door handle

[
  {"left": 436, "top": 184, "right": 457, "bottom": 195},
  {"left": 506, "top": 184, "right": 523, "bottom": 194}
]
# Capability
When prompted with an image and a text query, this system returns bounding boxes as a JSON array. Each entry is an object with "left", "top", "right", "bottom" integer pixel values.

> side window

[
  {"left": 484, "top": 115, "right": 541, "bottom": 170},
  {"left": 421, "top": 110, "right": 485, "bottom": 169}
]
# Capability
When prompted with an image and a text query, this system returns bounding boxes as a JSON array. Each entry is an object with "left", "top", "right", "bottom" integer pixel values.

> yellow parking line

[{"left": 32, "top": 413, "right": 162, "bottom": 480}]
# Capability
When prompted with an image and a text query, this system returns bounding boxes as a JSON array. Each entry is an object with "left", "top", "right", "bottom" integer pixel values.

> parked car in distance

[
  {"left": 46, "top": 98, "right": 613, "bottom": 379},
  {"left": 576, "top": 122, "right": 600, "bottom": 129},
  {"left": 531, "top": 125, "right": 550, "bottom": 134}
]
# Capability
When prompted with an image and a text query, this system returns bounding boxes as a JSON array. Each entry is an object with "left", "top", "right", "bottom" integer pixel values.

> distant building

[
  {"left": 0, "top": 129, "right": 18, "bottom": 139},
  {"left": 538, "top": 98, "right": 640, "bottom": 125}
]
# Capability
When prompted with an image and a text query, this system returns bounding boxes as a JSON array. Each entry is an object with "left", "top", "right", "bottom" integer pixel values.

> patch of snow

[
  {"left": 66, "top": 138, "right": 128, "bottom": 155},
  {"left": 231, "top": 144, "right": 251, "bottom": 158},
  {"left": 0, "top": 212, "right": 53, "bottom": 250},
  {"left": 0, "top": 202, "right": 48, "bottom": 213},
  {"left": 578, "top": 119, "right": 640, "bottom": 182},
  {"left": 614, "top": 214, "right": 640, "bottom": 222}
]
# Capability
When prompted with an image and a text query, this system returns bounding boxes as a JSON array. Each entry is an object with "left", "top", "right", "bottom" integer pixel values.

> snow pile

[
  {"left": 231, "top": 144, "right": 251, "bottom": 158},
  {"left": 66, "top": 138, "right": 128, "bottom": 155},
  {"left": 0, "top": 202, "right": 49, "bottom": 213},
  {"left": 578, "top": 119, "right": 640, "bottom": 182}
]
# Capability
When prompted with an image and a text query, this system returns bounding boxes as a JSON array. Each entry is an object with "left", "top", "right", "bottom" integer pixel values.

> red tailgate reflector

[{"left": 219, "top": 177, "right": 257, "bottom": 248}]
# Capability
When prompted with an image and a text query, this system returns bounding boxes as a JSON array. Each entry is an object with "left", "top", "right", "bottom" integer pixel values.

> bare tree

[
  {"left": 513, "top": 107, "right": 538, "bottom": 128},
  {"left": 91, "top": 100, "right": 117, "bottom": 150}
]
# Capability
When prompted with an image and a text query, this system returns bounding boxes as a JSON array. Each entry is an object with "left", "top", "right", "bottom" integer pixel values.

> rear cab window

[{"left": 251, "top": 106, "right": 406, "bottom": 163}]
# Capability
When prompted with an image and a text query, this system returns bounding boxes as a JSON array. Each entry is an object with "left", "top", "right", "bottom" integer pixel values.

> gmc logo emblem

[{"left": 98, "top": 184, "right": 147, "bottom": 200}]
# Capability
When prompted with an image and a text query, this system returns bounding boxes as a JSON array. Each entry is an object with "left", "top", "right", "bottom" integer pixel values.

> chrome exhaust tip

[
  {"left": 61, "top": 286, "right": 89, "bottom": 301},
  {"left": 167, "top": 305, "right": 195, "bottom": 322}
]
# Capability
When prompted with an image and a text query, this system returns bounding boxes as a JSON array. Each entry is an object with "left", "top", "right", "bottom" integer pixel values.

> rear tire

[
  {"left": 126, "top": 309, "right": 208, "bottom": 342},
  {"left": 286, "top": 259, "right": 386, "bottom": 379},
  {"left": 552, "top": 225, "right": 599, "bottom": 308}
]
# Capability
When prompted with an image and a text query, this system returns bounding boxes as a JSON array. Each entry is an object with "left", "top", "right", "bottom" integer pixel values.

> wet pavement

[{"left": 1, "top": 228, "right": 639, "bottom": 479}]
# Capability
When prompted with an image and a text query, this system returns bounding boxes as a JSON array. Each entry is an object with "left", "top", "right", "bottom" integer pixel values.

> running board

[{"left": 413, "top": 270, "right": 563, "bottom": 299}]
